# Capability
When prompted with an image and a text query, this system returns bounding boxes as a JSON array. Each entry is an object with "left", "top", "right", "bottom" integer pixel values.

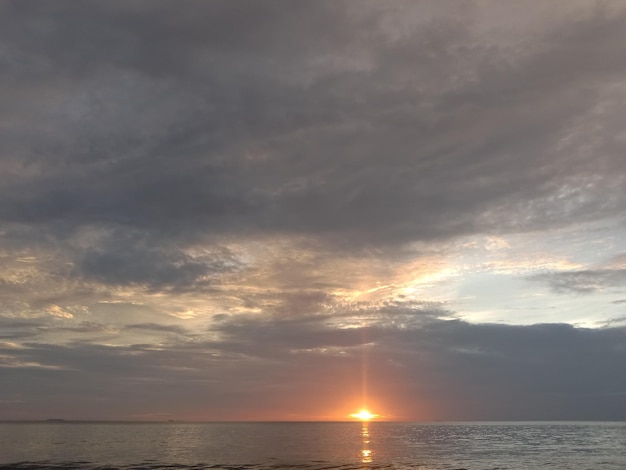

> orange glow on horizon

[{"left": 350, "top": 409, "right": 379, "bottom": 420}]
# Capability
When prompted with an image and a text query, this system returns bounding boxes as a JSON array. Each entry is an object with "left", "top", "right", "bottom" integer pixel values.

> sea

[{"left": 1, "top": 421, "right": 625, "bottom": 470}]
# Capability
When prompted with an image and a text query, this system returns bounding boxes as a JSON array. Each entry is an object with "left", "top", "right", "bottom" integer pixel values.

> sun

[{"left": 350, "top": 409, "right": 379, "bottom": 421}]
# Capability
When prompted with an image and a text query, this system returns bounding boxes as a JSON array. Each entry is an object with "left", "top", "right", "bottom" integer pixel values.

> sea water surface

[{"left": 1, "top": 421, "right": 625, "bottom": 469}]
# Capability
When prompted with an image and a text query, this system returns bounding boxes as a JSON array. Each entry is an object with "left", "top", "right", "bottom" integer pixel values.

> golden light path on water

[{"left": 361, "top": 421, "right": 372, "bottom": 463}]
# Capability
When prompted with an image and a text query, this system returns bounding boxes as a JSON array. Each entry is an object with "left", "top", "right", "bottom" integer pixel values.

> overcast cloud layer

[{"left": 1, "top": 0, "right": 625, "bottom": 421}]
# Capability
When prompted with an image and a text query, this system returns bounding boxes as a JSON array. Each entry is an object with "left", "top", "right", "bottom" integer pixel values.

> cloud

[
  {"left": 1, "top": 1, "right": 626, "bottom": 250},
  {"left": 526, "top": 251, "right": 626, "bottom": 300},
  {"left": 124, "top": 322, "right": 190, "bottom": 336},
  {"left": 529, "top": 268, "right": 626, "bottom": 295},
  {"left": 1, "top": 310, "right": 624, "bottom": 420},
  {"left": 76, "top": 231, "right": 242, "bottom": 292},
  {"left": 1, "top": 1, "right": 626, "bottom": 420}
]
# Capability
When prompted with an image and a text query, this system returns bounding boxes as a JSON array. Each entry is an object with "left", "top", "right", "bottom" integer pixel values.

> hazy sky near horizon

[{"left": 1, "top": 0, "right": 626, "bottom": 421}]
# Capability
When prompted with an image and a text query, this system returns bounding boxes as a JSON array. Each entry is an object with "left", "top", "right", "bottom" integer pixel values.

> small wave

[{"left": 0, "top": 463, "right": 400, "bottom": 470}]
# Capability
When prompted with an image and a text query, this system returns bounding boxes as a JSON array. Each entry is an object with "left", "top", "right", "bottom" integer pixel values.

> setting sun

[{"left": 350, "top": 409, "right": 379, "bottom": 421}]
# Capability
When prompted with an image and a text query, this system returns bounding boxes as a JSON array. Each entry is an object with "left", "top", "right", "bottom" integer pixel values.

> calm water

[{"left": 1, "top": 421, "right": 625, "bottom": 469}]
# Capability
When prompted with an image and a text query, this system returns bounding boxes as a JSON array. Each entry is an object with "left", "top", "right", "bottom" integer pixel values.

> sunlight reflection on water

[{"left": 361, "top": 422, "right": 372, "bottom": 463}]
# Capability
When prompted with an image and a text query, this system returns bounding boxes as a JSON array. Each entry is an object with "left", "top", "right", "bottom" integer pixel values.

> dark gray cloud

[
  {"left": 2, "top": 1, "right": 626, "bottom": 249},
  {"left": 75, "top": 231, "right": 242, "bottom": 291},
  {"left": 124, "top": 322, "right": 191, "bottom": 336},
  {"left": 530, "top": 268, "right": 626, "bottom": 295},
  {"left": 0, "top": 1, "right": 349, "bottom": 79},
  {"left": 211, "top": 306, "right": 626, "bottom": 419},
  {"left": 0, "top": 320, "right": 42, "bottom": 341}
]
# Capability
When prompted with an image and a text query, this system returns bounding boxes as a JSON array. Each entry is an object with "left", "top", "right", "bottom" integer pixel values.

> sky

[{"left": 1, "top": 0, "right": 626, "bottom": 421}]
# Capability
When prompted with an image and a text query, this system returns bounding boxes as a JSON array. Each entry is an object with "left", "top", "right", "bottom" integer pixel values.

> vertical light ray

[{"left": 360, "top": 327, "right": 369, "bottom": 409}]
